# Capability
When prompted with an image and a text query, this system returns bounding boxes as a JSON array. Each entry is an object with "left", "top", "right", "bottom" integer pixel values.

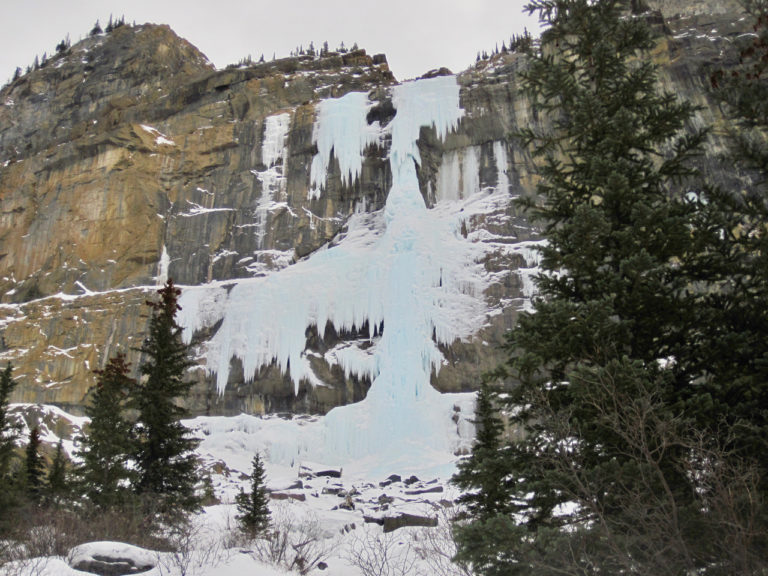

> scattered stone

[
  {"left": 299, "top": 465, "right": 342, "bottom": 478},
  {"left": 322, "top": 486, "right": 343, "bottom": 495},
  {"left": 383, "top": 513, "right": 438, "bottom": 533},
  {"left": 317, "top": 561, "right": 328, "bottom": 570},
  {"left": 270, "top": 492, "right": 306, "bottom": 502},
  {"left": 210, "top": 460, "right": 231, "bottom": 476},
  {"left": 315, "top": 468, "right": 342, "bottom": 478},
  {"left": 378, "top": 494, "right": 394, "bottom": 505},
  {"left": 363, "top": 515, "right": 385, "bottom": 526},
  {"left": 298, "top": 465, "right": 315, "bottom": 478},
  {"left": 338, "top": 495, "right": 355, "bottom": 510},
  {"left": 404, "top": 475, "right": 420, "bottom": 486},
  {"left": 379, "top": 474, "right": 401, "bottom": 487},
  {"left": 405, "top": 485, "right": 444, "bottom": 495}
]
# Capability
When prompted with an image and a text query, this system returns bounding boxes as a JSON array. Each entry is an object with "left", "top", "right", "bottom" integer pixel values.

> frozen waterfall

[{"left": 179, "top": 76, "right": 510, "bottom": 466}]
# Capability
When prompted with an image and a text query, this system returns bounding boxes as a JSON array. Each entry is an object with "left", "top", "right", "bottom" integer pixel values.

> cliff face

[{"left": 0, "top": 6, "right": 749, "bottom": 415}]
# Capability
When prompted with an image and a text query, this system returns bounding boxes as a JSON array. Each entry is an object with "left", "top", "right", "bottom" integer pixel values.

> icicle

[{"left": 308, "top": 92, "right": 380, "bottom": 199}]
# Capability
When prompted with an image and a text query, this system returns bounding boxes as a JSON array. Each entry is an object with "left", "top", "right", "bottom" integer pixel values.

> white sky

[{"left": 0, "top": 0, "right": 537, "bottom": 85}]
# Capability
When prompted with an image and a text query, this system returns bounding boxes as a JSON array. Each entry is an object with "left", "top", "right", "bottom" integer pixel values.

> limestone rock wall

[{"left": 0, "top": 8, "right": 750, "bottom": 415}]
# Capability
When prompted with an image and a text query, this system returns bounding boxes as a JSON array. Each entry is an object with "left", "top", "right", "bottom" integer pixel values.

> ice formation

[
  {"left": 179, "top": 76, "right": 514, "bottom": 464},
  {"left": 493, "top": 140, "right": 510, "bottom": 195},
  {"left": 156, "top": 245, "right": 170, "bottom": 286},
  {"left": 254, "top": 113, "right": 291, "bottom": 247},
  {"left": 435, "top": 146, "right": 482, "bottom": 202},
  {"left": 309, "top": 91, "right": 380, "bottom": 198}
]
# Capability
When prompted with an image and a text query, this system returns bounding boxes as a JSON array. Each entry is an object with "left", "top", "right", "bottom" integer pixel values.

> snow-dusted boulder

[{"left": 68, "top": 542, "right": 156, "bottom": 576}]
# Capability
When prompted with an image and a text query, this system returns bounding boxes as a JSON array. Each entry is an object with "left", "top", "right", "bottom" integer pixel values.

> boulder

[
  {"left": 269, "top": 491, "right": 306, "bottom": 502},
  {"left": 68, "top": 542, "right": 156, "bottom": 576},
  {"left": 405, "top": 486, "right": 444, "bottom": 495},
  {"left": 379, "top": 474, "right": 401, "bottom": 487},
  {"left": 382, "top": 513, "right": 438, "bottom": 533}
]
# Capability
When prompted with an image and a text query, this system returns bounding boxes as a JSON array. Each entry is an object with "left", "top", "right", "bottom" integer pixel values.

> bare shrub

[
  {"left": 0, "top": 555, "right": 51, "bottom": 576},
  {"left": 155, "top": 519, "right": 227, "bottom": 576},
  {"left": 219, "top": 506, "right": 252, "bottom": 550},
  {"left": 0, "top": 501, "right": 179, "bottom": 576},
  {"left": 412, "top": 504, "right": 473, "bottom": 576},
  {"left": 344, "top": 525, "right": 417, "bottom": 576},
  {"left": 250, "top": 503, "right": 335, "bottom": 575}
]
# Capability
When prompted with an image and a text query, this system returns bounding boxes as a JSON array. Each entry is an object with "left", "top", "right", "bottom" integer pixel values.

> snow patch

[
  {"left": 179, "top": 200, "right": 235, "bottom": 218},
  {"left": 139, "top": 124, "right": 175, "bottom": 146}
]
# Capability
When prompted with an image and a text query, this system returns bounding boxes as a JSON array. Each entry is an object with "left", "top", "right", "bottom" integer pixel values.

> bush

[
  {"left": 344, "top": 525, "right": 417, "bottom": 576},
  {"left": 250, "top": 503, "right": 334, "bottom": 575}
]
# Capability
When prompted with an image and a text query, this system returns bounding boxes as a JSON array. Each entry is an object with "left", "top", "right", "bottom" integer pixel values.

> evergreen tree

[
  {"left": 236, "top": 453, "right": 271, "bottom": 536},
  {"left": 455, "top": 1, "right": 719, "bottom": 573},
  {"left": 452, "top": 379, "right": 512, "bottom": 521},
  {"left": 452, "top": 380, "right": 519, "bottom": 575},
  {"left": 76, "top": 352, "right": 135, "bottom": 508},
  {"left": 0, "top": 363, "right": 19, "bottom": 480},
  {"left": 132, "top": 279, "right": 200, "bottom": 512},
  {"left": 0, "top": 362, "right": 21, "bottom": 530},
  {"left": 699, "top": 0, "right": 768, "bottom": 471},
  {"left": 46, "top": 439, "right": 69, "bottom": 506},
  {"left": 24, "top": 426, "right": 45, "bottom": 503}
]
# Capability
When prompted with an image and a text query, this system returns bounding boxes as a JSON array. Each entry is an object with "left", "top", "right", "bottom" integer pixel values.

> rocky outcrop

[{"left": 0, "top": 6, "right": 752, "bottom": 416}]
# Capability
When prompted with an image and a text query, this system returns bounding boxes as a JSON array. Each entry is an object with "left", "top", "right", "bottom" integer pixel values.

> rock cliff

[{"left": 0, "top": 4, "right": 749, "bottom": 415}]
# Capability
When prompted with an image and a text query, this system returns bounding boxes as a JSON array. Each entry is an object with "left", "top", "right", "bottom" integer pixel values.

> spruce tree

[
  {"left": 452, "top": 380, "right": 519, "bottom": 575},
  {"left": 132, "top": 279, "right": 200, "bottom": 512},
  {"left": 452, "top": 379, "right": 512, "bottom": 520},
  {"left": 236, "top": 453, "right": 271, "bottom": 536},
  {"left": 455, "top": 1, "right": 714, "bottom": 573},
  {"left": 0, "top": 362, "right": 21, "bottom": 530},
  {"left": 699, "top": 0, "right": 768, "bottom": 472},
  {"left": 0, "top": 363, "right": 19, "bottom": 480},
  {"left": 76, "top": 352, "right": 135, "bottom": 508},
  {"left": 46, "top": 439, "right": 69, "bottom": 506},
  {"left": 24, "top": 426, "right": 45, "bottom": 503}
]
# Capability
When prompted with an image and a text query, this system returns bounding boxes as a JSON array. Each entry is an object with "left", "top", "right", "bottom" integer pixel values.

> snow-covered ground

[{"left": 1, "top": 403, "right": 476, "bottom": 576}]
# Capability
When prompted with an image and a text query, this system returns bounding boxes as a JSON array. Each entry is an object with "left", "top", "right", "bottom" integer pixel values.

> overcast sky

[{"left": 0, "top": 0, "right": 538, "bottom": 86}]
